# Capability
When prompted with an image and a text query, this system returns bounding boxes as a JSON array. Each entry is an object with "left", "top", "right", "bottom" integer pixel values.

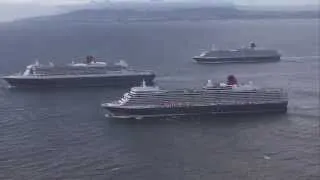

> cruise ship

[
  {"left": 102, "top": 75, "right": 288, "bottom": 119},
  {"left": 193, "top": 42, "right": 281, "bottom": 63},
  {"left": 2, "top": 56, "right": 155, "bottom": 88}
]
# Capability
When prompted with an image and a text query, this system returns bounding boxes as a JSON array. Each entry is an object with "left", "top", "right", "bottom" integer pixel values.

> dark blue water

[{"left": 0, "top": 19, "right": 319, "bottom": 179}]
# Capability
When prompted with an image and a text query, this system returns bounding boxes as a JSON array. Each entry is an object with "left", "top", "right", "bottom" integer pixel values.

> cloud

[
  {"left": 0, "top": 0, "right": 91, "bottom": 5},
  {"left": 0, "top": 0, "right": 318, "bottom": 6},
  {"left": 233, "top": 0, "right": 319, "bottom": 6}
]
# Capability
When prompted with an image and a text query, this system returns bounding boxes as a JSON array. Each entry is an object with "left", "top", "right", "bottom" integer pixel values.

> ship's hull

[
  {"left": 193, "top": 56, "right": 281, "bottom": 64},
  {"left": 103, "top": 102, "right": 288, "bottom": 119},
  {"left": 3, "top": 74, "right": 155, "bottom": 88}
]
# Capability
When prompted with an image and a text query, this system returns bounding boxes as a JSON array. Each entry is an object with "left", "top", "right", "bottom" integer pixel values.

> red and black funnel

[{"left": 227, "top": 75, "right": 238, "bottom": 85}]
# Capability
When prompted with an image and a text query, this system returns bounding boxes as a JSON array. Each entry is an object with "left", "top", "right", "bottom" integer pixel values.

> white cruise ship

[
  {"left": 102, "top": 75, "right": 288, "bottom": 119},
  {"left": 2, "top": 56, "right": 155, "bottom": 88},
  {"left": 193, "top": 42, "right": 281, "bottom": 63}
]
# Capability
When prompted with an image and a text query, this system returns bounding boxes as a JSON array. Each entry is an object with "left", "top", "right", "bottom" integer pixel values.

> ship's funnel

[
  {"left": 250, "top": 42, "right": 256, "bottom": 49},
  {"left": 115, "top": 60, "right": 128, "bottom": 68},
  {"left": 227, "top": 75, "right": 238, "bottom": 86}
]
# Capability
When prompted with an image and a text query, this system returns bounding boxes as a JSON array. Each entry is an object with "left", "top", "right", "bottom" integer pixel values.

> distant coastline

[
  {"left": 29, "top": 7, "right": 320, "bottom": 22},
  {"left": 1, "top": 5, "right": 319, "bottom": 25}
]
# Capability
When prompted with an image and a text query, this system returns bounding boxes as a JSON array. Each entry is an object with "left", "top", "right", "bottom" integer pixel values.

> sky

[
  {"left": 0, "top": 0, "right": 90, "bottom": 5},
  {"left": 0, "top": 0, "right": 318, "bottom": 6}
]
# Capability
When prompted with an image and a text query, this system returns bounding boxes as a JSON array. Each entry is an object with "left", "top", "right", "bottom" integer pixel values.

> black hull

[
  {"left": 193, "top": 56, "right": 281, "bottom": 64},
  {"left": 3, "top": 74, "right": 155, "bottom": 88},
  {"left": 104, "top": 102, "right": 288, "bottom": 119}
]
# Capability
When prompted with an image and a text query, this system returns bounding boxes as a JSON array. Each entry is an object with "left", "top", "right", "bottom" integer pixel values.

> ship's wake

[{"left": 282, "top": 55, "right": 320, "bottom": 62}]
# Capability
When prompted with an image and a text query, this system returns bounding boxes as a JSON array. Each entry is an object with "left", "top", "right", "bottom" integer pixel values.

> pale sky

[
  {"left": 0, "top": 0, "right": 319, "bottom": 6},
  {"left": 0, "top": 0, "right": 90, "bottom": 5}
]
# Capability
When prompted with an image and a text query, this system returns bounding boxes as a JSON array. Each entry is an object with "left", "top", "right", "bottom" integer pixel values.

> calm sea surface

[{"left": 0, "top": 19, "right": 319, "bottom": 179}]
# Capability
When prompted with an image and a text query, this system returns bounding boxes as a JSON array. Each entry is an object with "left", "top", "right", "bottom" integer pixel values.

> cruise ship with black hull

[
  {"left": 102, "top": 75, "right": 288, "bottom": 119},
  {"left": 2, "top": 56, "right": 155, "bottom": 88},
  {"left": 193, "top": 42, "right": 281, "bottom": 64}
]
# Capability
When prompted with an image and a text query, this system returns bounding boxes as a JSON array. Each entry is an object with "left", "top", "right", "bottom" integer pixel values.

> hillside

[{"left": 2, "top": 5, "right": 319, "bottom": 26}]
